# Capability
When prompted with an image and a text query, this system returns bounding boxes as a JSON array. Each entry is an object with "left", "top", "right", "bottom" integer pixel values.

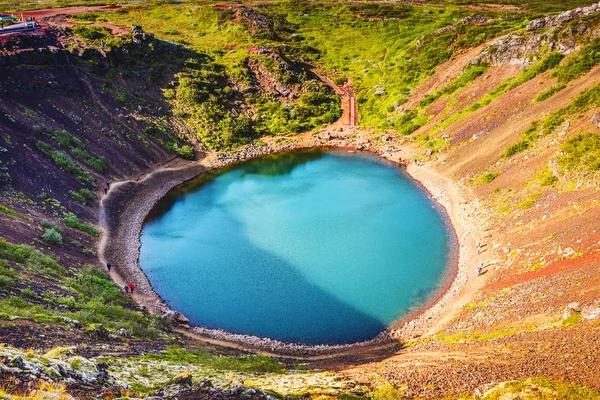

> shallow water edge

[{"left": 99, "top": 143, "right": 460, "bottom": 357}]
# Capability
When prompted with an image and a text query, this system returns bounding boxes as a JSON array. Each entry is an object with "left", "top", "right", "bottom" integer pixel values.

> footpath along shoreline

[{"left": 98, "top": 129, "right": 490, "bottom": 358}]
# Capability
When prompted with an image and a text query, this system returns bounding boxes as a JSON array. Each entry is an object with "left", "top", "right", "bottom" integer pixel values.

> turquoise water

[{"left": 140, "top": 150, "right": 455, "bottom": 345}]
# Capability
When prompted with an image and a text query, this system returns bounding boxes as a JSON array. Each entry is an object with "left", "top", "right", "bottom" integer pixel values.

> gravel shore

[{"left": 98, "top": 131, "right": 482, "bottom": 357}]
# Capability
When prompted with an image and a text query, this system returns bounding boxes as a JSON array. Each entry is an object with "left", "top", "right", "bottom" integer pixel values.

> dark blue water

[{"left": 140, "top": 150, "right": 454, "bottom": 345}]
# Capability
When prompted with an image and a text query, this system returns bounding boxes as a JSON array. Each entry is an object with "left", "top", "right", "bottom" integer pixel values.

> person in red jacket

[{"left": 129, "top": 282, "right": 135, "bottom": 294}]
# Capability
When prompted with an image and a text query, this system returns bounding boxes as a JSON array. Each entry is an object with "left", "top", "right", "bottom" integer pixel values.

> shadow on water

[
  {"left": 142, "top": 205, "right": 388, "bottom": 345},
  {"left": 146, "top": 149, "right": 327, "bottom": 223}
]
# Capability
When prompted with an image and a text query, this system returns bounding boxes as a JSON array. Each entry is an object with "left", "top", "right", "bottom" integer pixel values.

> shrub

[
  {"left": 535, "top": 84, "right": 566, "bottom": 103},
  {"left": 0, "top": 275, "right": 14, "bottom": 289},
  {"left": 50, "top": 130, "right": 84, "bottom": 150},
  {"left": 553, "top": 38, "right": 600, "bottom": 83},
  {"left": 71, "top": 148, "right": 107, "bottom": 173},
  {"left": 174, "top": 144, "right": 195, "bottom": 160},
  {"left": 36, "top": 141, "right": 95, "bottom": 185},
  {"left": 42, "top": 228, "right": 63, "bottom": 247},
  {"left": 72, "top": 25, "right": 109, "bottom": 41},
  {"left": 40, "top": 220, "right": 63, "bottom": 233},
  {"left": 0, "top": 205, "right": 29, "bottom": 220},
  {"left": 69, "top": 189, "right": 95, "bottom": 204},
  {"left": 82, "top": 248, "right": 97, "bottom": 257},
  {"left": 62, "top": 214, "right": 98, "bottom": 236},
  {"left": 503, "top": 141, "right": 530, "bottom": 158},
  {"left": 558, "top": 133, "right": 600, "bottom": 172},
  {"left": 0, "top": 260, "right": 16, "bottom": 289},
  {"left": 476, "top": 172, "right": 501, "bottom": 185}
]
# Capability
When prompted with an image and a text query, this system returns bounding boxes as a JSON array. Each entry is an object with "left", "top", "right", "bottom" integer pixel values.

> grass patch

[
  {"left": 516, "top": 192, "right": 542, "bottom": 209},
  {"left": 553, "top": 38, "right": 600, "bottom": 84},
  {"left": 481, "top": 377, "right": 600, "bottom": 400},
  {"left": 0, "top": 237, "right": 170, "bottom": 339},
  {"left": 476, "top": 171, "right": 500, "bottom": 184},
  {"left": 537, "top": 168, "right": 559, "bottom": 186},
  {"left": 420, "top": 63, "right": 489, "bottom": 108},
  {"left": 139, "top": 346, "right": 286, "bottom": 374},
  {"left": 42, "top": 228, "right": 63, "bottom": 247},
  {"left": 503, "top": 141, "right": 530, "bottom": 158},
  {"left": 534, "top": 84, "right": 566, "bottom": 103},
  {"left": 62, "top": 214, "right": 98, "bottom": 236},
  {"left": 36, "top": 141, "right": 94, "bottom": 186},
  {"left": 0, "top": 205, "right": 30, "bottom": 221},
  {"left": 69, "top": 189, "right": 95, "bottom": 205},
  {"left": 558, "top": 132, "right": 600, "bottom": 172}
]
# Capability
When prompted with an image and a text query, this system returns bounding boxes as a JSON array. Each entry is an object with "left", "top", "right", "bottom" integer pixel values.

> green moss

[
  {"left": 0, "top": 237, "right": 168, "bottom": 339},
  {"left": 42, "top": 228, "right": 63, "bottom": 247},
  {"left": 503, "top": 141, "right": 530, "bottom": 158},
  {"left": 140, "top": 346, "right": 287, "bottom": 374},
  {"left": 558, "top": 133, "right": 600, "bottom": 172},
  {"left": 562, "top": 313, "right": 583, "bottom": 327},
  {"left": 481, "top": 377, "right": 600, "bottom": 399},
  {"left": 0, "top": 205, "right": 31, "bottom": 221},
  {"left": 553, "top": 38, "right": 600, "bottom": 84},
  {"left": 476, "top": 171, "right": 501, "bottom": 185},
  {"left": 535, "top": 84, "right": 566, "bottom": 103},
  {"left": 62, "top": 214, "right": 98, "bottom": 236},
  {"left": 68, "top": 189, "right": 95, "bottom": 204}
]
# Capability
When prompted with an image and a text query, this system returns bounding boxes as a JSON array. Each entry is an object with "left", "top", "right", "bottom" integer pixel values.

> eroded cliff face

[{"left": 1, "top": 2, "right": 600, "bottom": 399}]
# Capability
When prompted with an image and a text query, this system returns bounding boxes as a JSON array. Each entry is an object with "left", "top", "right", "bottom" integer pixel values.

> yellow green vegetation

[
  {"left": 505, "top": 84, "right": 600, "bottom": 159},
  {"left": 0, "top": 237, "right": 171, "bottom": 339},
  {"left": 0, "top": 204, "right": 31, "bottom": 221},
  {"left": 559, "top": 133, "right": 600, "bottom": 172},
  {"left": 473, "top": 377, "right": 600, "bottom": 400}
]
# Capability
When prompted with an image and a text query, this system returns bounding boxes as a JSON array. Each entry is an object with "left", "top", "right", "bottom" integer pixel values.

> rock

[
  {"left": 557, "top": 120, "right": 570, "bottom": 136},
  {"left": 563, "top": 302, "right": 581, "bottom": 320},
  {"left": 424, "top": 149, "right": 433, "bottom": 156},
  {"left": 163, "top": 310, "right": 190, "bottom": 325},
  {"left": 170, "top": 371, "right": 193, "bottom": 386},
  {"left": 582, "top": 301, "right": 600, "bottom": 320},
  {"left": 96, "top": 362, "right": 110, "bottom": 383},
  {"left": 116, "top": 328, "right": 131, "bottom": 338},
  {"left": 373, "top": 85, "right": 386, "bottom": 96},
  {"left": 87, "top": 324, "right": 111, "bottom": 341},
  {"left": 526, "top": 19, "right": 546, "bottom": 31}
]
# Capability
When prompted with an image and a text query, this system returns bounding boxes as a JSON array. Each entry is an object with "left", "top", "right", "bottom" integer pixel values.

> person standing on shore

[{"left": 129, "top": 282, "right": 135, "bottom": 294}]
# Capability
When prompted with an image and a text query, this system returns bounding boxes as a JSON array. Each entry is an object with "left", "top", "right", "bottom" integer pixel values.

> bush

[
  {"left": 72, "top": 25, "right": 109, "bottom": 41},
  {"left": 40, "top": 220, "right": 63, "bottom": 233},
  {"left": 0, "top": 275, "right": 14, "bottom": 289},
  {"left": 174, "top": 144, "right": 195, "bottom": 160},
  {"left": 62, "top": 214, "right": 98, "bottom": 236},
  {"left": 476, "top": 171, "right": 501, "bottom": 185},
  {"left": 71, "top": 148, "right": 107, "bottom": 173},
  {"left": 0, "top": 205, "right": 29, "bottom": 220},
  {"left": 82, "top": 248, "right": 97, "bottom": 257},
  {"left": 535, "top": 84, "right": 566, "bottom": 103},
  {"left": 69, "top": 189, "right": 95, "bottom": 204},
  {"left": 553, "top": 38, "right": 600, "bottom": 83},
  {"left": 42, "top": 228, "right": 63, "bottom": 247},
  {"left": 503, "top": 141, "right": 530, "bottom": 158},
  {"left": 558, "top": 133, "right": 600, "bottom": 172}
]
